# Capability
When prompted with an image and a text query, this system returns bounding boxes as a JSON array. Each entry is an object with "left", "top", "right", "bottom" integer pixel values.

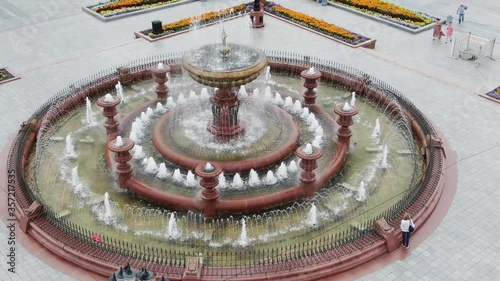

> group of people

[
  {"left": 433, "top": 21, "right": 454, "bottom": 42},
  {"left": 432, "top": 4, "right": 468, "bottom": 42}
]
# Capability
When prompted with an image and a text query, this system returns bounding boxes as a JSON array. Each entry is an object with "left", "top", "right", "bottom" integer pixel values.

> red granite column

[
  {"left": 208, "top": 87, "right": 245, "bottom": 138},
  {"left": 301, "top": 68, "right": 322, "bottom": 105},
  {"left": 195, "top": 162, "right": 222, "bottom": 218},
  {"left": 150, "top": 63, "right": 171, "bottom": 101},
  {"left": 334, "top": 102, "right": 359, "bottom": 146},
  {"left": 296, "top": 144, "right": 323, "bottom": 197},
  {"left": 250, "top": 0, "right": 265, "bottom": 28},
  {"left": 108, "top": 137, "right": 135, "bottom": 189},
  {"left": 96, "top": 95, "right": 121, "bottom": 139}
]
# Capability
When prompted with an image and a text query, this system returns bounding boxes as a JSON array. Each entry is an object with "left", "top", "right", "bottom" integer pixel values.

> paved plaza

[{"left": 1, "top": 0, "right": 499, "bottom": 280}]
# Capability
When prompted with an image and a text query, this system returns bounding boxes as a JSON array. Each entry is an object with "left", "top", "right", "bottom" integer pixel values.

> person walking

[
  {"left": 401, "top": 213, "right": 415, "bottom": 249},
  {"left": 432, "top": 20, "right": 443, "bottom": 41},
  {"left": 457, "top": 4, "right": 467, "bottom": 24},
  {"left": 445, "top": 22, "right": 454, "bottom": 43}
]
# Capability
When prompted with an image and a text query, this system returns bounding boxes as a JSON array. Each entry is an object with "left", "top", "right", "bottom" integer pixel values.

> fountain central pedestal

[
  {"left": 181, "top": 34, "right": 268, "bottom": 140},
  {"left": 208, "top": 88, "right": 244, "bottom": 137}
]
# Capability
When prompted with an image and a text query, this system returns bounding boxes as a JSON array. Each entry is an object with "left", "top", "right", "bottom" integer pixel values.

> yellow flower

[
  {"left": 273, "top": 6, "right": 357, "bottom": 40},
  {"left": 97, "top": 0, "right": 180, "bottom": 14},
  {"left": 332, "top": 0, "right": 426, "bottom": 23}
]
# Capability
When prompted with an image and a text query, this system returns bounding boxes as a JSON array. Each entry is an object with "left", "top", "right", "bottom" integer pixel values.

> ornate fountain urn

[
  {"left": 108, "top": 137, "right": 135, "bottom": 189},
  {"left": 195, "top": 162, "right": 223, "bottom": 218},
  {"left": 150, "top": 62, "right": 171, "bottom": 100},
  {"left": 301, "top": 67, "right": 322, "bottom": 105},
  {"left": 97, "top": 94, "right": 121, "bottom": 139},
  {"left": 334, "top": 102, "right": 359, "bottom": 145},
  {"left": 296, "top": 144, "right": 323, "bottom": 197},
  {"left": 181, "top": 30, "right": 268, "bottom": 139}
]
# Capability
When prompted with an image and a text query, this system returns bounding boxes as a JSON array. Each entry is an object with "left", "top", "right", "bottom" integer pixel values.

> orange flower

[
  {"left": 97, "top": 0, "right": 179, "bottom": 13},
  {"left": 332, "top": 0, "right": 426, "bottom": 22},
  {"left": 272, "top": 6, "right": 357, "bottom": 40}
]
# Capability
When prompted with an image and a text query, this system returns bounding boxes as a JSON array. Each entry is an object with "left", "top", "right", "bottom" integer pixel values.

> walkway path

[{"left": 1, "top": 0, "right": 499, "bottom": 280}]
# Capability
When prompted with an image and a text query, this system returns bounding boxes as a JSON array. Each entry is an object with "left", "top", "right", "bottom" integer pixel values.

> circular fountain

[{"left": 7, "top": 33, "right": 450, "bottom": 280}]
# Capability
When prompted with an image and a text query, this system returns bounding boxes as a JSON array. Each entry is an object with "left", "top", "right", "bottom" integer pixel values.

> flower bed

[
  {"left": 265, "top": 2, "right": 369, "bottom": 45},
  {"left": 0, "top": 68, "right": 18, "bottom": 84},
  {"left": 328, "top": 0, "right": 435, "bottom": 30},
  {"left": 485, "top": 86, "right": 500, "bottom": 101},
  {"left": 139, "top": 4, "right": 249, "bottom": 38},
  {"left": 88, "top": 0, "right": 181, "bottom": 18},
  {"left": 0, "top": 68, "right": 14, "bottom": 81},
  {"left": 138, "top": 1, "right": 370, "bottom": 46}
]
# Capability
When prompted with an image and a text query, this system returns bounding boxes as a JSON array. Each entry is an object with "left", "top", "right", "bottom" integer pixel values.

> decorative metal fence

[
  {"left": 10, "top": 51, "right": 443, "bottom": 276},
  {"left": 450, "top": 31, "right": 496, "bottom": 60}
]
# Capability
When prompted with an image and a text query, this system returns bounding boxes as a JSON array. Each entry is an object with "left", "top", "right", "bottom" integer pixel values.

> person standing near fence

[
  {"left": 457, "top": 4, "right": 467, "bottom": 24},
  {"left": 445, "top": 22, "right": 454, "bottom": 43},
  {"left": 401, "top": 213, "right": 415, "bottom": 249}
]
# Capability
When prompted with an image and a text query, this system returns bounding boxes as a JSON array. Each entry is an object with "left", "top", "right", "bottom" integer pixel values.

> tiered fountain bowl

[
  {"left": 153, "top": 43, "right": 301, "bottom": 172},
  {"left": 181, "top": 43, "right": 268, "bottom": 88}
]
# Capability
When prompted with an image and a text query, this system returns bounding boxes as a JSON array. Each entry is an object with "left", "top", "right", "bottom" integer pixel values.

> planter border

[
  {"left": 478, "top": 94, "right": 500, "bottom": 105},
  {"left": 478, "top": 86, "right": 500, "bottom": 104},
  {"left": 0, "top": 67, "right": 20, "bottom": 85},
  {"left": 82, "top": 0, "right": 198, "bottom": 22},
  {"left": 326, "top": 1, "right": 437, "bottom": 34}
]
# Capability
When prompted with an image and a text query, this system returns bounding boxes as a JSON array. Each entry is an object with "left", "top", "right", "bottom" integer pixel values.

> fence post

[
  {"left": 450, "top": 39, "right": 456, "bottom": 58},
  {"left": 466, "top": 31, "right": 472, "bottom": 50},
  {"left": 489, "top": 38, "right": 496, "bottom": 59}
]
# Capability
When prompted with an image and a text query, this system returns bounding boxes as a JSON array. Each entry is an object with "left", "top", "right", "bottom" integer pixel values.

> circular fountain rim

[{"left": 151, "top": 100, "right": 301, "bottom": 173}]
